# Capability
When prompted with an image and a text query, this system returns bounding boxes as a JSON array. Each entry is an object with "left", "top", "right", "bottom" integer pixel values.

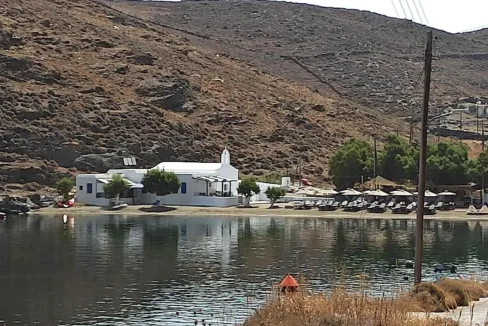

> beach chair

[
  {"left": 387, "top": 200, "right": 395, "bottom": 209},
  {"left": 480, "top": 205, "right": 488, "bottom": 215},
  {"left": 467, "top": 205, "right": 478, "bottom": 215}
]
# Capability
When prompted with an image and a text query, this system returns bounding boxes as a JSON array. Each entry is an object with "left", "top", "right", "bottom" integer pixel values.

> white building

[
  {"left": 245, "top": 178, "right": 291, "bottom": 203},
  {"left": 76, "top": 148, "right": 239, "bottom": 207}
]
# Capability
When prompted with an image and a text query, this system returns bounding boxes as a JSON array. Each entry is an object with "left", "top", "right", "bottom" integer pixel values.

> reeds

[
  {"left": 244, "top": 286, "right": 458, "bottom": 326},
  {"left": 412, "top": 279, "right": 488, "bottom": 312}
]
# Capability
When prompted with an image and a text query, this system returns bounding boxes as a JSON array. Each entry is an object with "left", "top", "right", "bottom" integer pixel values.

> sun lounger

[
  {"left": 467, "top": 205, "right": 488, "bottom": 215},
  {"left": 480, "top": 205, "right": 488, "bottom": 214}
]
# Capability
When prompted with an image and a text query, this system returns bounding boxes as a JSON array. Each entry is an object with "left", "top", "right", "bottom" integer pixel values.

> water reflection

[{"left": 0, "top": 216, "right": 488, "bottom": 325}]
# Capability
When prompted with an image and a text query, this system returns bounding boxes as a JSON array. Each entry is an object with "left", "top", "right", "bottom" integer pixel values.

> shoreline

[{"left": 27, "top": 204, "right": 488, "bottom": 221}]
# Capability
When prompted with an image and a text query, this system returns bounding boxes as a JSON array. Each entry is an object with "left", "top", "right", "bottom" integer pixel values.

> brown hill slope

[
  {"left": 463, "top": 28, "right": 488, "bottom": 44},
  {"left": 110, "top": 0, "right": 488, "bottom": 115},
  {"left": 0, "top": 0, "right": 396, "bottom": 190}
]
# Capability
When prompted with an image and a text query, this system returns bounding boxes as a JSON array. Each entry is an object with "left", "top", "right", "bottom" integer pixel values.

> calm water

[{"left": 1, "top": 215, "right": 488, "bottom": 325}]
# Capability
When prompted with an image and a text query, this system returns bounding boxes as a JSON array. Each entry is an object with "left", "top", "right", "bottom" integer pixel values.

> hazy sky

[{"left": 284, "top": 0, "right": 488, "bottom": 33}]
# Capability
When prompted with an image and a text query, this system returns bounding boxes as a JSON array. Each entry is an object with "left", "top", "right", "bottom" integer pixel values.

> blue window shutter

[
  {"left": 181, "top": 182, "right": 187, "bottom": 194},
  {"left": 87, "top": 183, "right": 93, "bottom": 194}
]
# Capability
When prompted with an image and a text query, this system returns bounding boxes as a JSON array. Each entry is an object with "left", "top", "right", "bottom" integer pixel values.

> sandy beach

[{"left": 28, "top": 204, "right": 488, "bottom": 221}]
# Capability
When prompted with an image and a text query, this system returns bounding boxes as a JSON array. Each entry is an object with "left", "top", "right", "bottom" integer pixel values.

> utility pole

[
  {"left": 482, "top": 108, "right": 485, "bottom": 205},
  {"left": 298, "top": 157, "right": 302, "bottom": 187},
  {"left": 477, "top": 105, "right": 480, "bottom": 134},
  {"left": 373, "top": 137, "right": 377, "bottom": 190},
  {"left": 415, "top": 31, "right": 433, "bottom": 285},
  {"left": 437, "top": 106, "right": 440, "bottom": 142},
  {"left": 409, "top": 104, "right": 415, "bottom": 145},
  {"left": 459, "top": 111, "right": 463, "bottom": 145}
]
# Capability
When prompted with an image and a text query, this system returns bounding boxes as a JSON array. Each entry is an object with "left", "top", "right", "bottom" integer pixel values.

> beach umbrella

[
  {"left": 438, "top": 190, "right": 456, "bottom": 196},
  {"left": 316, "top": 189, "right": 338, "bottom": 197},
  {"left": 295, "top": 188, "right": 309, "bottom": 196},
  {"left": 390, "top": 190, "right": 413, "bottom": 196},
  {"left": 341, "top": 189, "right": 362, "bottom": 196},
  {"left": 413, "top": 190, "right": 438, "bottom": 197},
  {"left": 366, "top": 190, "right": 388, "bottom": 197},
  {"left": 295, "top": 187, "right": 317, "bottom": 196}
]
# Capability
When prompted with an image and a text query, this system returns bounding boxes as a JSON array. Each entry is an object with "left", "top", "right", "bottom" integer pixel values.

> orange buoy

[{"left": 279, "top": 274, "right": 299, "bottom": 293}]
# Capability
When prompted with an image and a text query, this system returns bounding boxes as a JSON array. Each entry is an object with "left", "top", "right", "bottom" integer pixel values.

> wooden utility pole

[
  {"left": 482, "top": 103, "right": 486, "bottom": 151},
  {"left": 409, "top": 105, "right": 415, "bottom": 145},
  {"left": 373, "top": 137, "right": 377, "bottom": 189},
  {"left": 415, "top": 31, "right": 433, "bottom": 285},
  {"left": 437, "top": 106, "right": 440, "bottom": 142},
  {"left": 482, "top": 113, "right": 485, "bottom": 204},
  {"left": 298, "top": 157, "right": 302, "bottom": 187},
  {"left": 477, "top": 107, "right": 480, "bottom": 134}
]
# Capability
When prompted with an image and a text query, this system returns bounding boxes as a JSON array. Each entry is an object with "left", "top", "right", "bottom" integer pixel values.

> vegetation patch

[{"left": 244, "top": 288, "right": 457, "bottom": 326}]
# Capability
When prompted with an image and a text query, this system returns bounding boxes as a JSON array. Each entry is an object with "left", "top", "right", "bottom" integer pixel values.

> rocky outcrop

[
  {"left": 0, "top": 30, "right": 22, "bottom": 49},
  {"left": 0, "top": 54, "right": 63, "bottom": 84},
  {"left": 73, "top": 153, "right": 126, "bottom": 172},
  {"left": 135, "top": 76, "right": 192, "bottom": 111}
]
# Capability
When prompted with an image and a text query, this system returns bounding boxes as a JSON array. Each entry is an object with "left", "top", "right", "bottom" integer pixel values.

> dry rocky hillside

[
  {"left": 464, "top": 28, "right": 488, "bottom": 44},
  {"left": 0, "top": 0, "right": 400, "bottom": 192},
  {"left": 110, "top": 0, "right": 488, "bottom": 115}
]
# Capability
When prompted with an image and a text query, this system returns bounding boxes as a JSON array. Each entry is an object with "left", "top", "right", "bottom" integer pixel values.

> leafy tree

[
  {"left": 378, "top": 135, "right": 418, "bottom": 182},
  {"left": 141, "top": 169, "right": 181, "bottom": 199},
  {"left": 467, "top": 149, "right": 488, "bottom": 189},
  {"left": 426, "top": 142, "right": 469, "bottom": 185},
  {"left": 56, "top": 177, "right": 74, "bottom": 201},
  {"left": 265, "top": 186, "right": 286, "bottom": 208},
  {"left": 237, "top": 177, "right": 261, "bottom": 207},
  {"left": 104, "top": 174, "right": 131, "bottom": 202},
  {"left": 329, "top": 139, "right": 372, "bottom": 189}
]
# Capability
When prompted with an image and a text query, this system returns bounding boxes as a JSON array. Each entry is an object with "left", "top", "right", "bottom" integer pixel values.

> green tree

[
  {"left": 265, "top": 186, "right": 286, "bottom": 208},
  {"left": 141, "top": 169, "right": 181, "bottom": 199},
  {"left": 378, "top": 135, "right": 418, "bottom": 182},
  {"left": 467, "top": 149, "right": 488, "bottom": 188},
  {"left": 426, "top": 142, "right": 469, "bottom": 185},
  {"left": 56, "top": 177, "right": 74, "bottom": 201},
  {"left": 329, "top": 139, "right": 372, "bottom": 189},
  {"left": 237, "top": 177, "right": 261, "bottom": 207},
  {"left": 103, "top": 174, "right": 131, "bottom": 202}
]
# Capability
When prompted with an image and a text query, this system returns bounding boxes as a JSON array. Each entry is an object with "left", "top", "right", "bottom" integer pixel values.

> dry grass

[
  {"left": 412, "top": 282, "right": 458, "bottom": 312},
  {"left": 244, "top": 287, "right": 458, "bottom": 326},
  {"left": 412, "top": 279, "right": 487, "bottom": 312}
]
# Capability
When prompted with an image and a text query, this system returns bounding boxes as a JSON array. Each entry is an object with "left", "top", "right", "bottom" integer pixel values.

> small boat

[
  {"left": 110, "top": 203, "right": 128, "bottom": 210},
  {"left": 57, "top": 198, "right": 75, "bottom": 208},
  {"left": 0, "top": 212, "right": 6, "bottom": 219},
  {"left": 0, "top": 202, "right": 31, "bottom": 215}
]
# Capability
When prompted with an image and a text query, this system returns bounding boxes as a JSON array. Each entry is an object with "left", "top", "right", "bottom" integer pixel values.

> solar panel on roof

[{"left": 123, "top": 157, "right": 137, "bottom": 166}]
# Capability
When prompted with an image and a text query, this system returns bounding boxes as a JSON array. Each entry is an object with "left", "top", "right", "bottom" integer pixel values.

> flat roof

[{"left": 154, "top": 162, "right": 224, "bottom": 174}]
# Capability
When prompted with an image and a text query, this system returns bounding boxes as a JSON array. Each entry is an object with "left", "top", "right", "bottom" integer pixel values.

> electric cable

[{"left": 390, "top": 0, "right": 400, "bottom": 18}]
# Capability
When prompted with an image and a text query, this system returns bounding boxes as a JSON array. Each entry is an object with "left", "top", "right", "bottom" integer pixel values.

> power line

[
  {"left": 397, "top": 0, "right": 408, "bottom": 19},
  {"left": 390, "top": 0, "right": 400, "bottom": 18},
  {"left": 461, "top": 24, "right": 488, "bottom": 33},
  {"left": 411, "top": 0, "right": 425, "bottom": 25},
  {"left": 404, "top": 0, "right": 417, "bottom": 23},
  {"left": 416, "top": 0, "right": 430, "bottom": 26}
]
